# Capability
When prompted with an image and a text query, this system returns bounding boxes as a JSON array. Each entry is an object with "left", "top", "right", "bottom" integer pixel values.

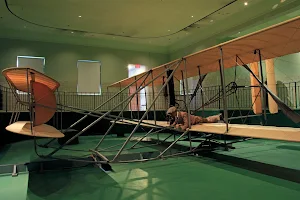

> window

[
  {"left": 180, "top": 77, "right": 196, "bottom": 95},
  {"left": 128, "top": 64, "right": 147, "bottom": 111},
  {"left": 16, "top": 56, "right": 45, "bottom": 94},
  {"left": 17, "top": 56, "right": 45, "bottom": 73},
  {"left": 77, "top": 60, "right": 101, "bottom": 95}
]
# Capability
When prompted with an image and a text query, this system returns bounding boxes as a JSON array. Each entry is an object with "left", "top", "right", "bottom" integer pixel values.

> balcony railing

[{"left": 0, "top": 82, "right": 298, "bottom": 113}]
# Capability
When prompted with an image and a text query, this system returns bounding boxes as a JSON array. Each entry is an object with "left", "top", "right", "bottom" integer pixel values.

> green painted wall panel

[{"left": 0, "top": 38, "right": 168, "bottom": 92}]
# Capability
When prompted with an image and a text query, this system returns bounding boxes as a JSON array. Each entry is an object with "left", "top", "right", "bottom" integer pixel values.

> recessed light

[
  {"left": 191, "top": 15, "right": 194, "bottom": 18},
  {"left": 78, "top": 15, "right": 82, "bottom": 18},
  {"left": 71, "top": 31, "right": 74, "bottom": 33},
  {"left": 210, "top": 19, "right": 214, "bottom": 22},
  {"left": 238, "top": 32, "right": 241, "bottom": 34},
  {"left": 168, "top": 30, "right": 170, "bottom": 31},
  {"left": 244, "top": 2, "right": 248, "bottom": 6},
  {"left": 272, "top": 4, "right": 278, "bottom": 9}
]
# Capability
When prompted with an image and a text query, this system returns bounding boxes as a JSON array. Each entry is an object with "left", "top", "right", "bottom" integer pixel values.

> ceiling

[{"left": 0, "top": 0, "right": 299, "bottom": 54}]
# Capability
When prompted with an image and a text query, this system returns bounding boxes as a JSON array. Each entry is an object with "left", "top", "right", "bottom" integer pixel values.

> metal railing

[{"left": 0, "top": 82, "right": 298, "bottom": 113}]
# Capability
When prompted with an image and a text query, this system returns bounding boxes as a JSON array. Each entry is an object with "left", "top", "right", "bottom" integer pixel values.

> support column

[
  {"left": 250, "top": 62, "right": 262, "bottom": 115},
  {"left": 166, "top": 70, "right": 176, "bottom": 107},
  {"left": 265, "top": 59, "right": 278, "bottom": 114}
]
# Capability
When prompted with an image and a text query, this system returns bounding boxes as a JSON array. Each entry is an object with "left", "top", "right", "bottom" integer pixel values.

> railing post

[
  {"left": 64, "top": 91, "right": 66, "bottom": 112},
  {"left": 5, "top": 87, "right": 8, "bottom": 112},
  {"left": 218, "top": 86, "right": 221, "bottom": 110},
  {"left": 295, "top": 82, "right": 297, "bottom": 109},
  {"left": 94, "top": 92, "right": 96, "bottom": 110}
]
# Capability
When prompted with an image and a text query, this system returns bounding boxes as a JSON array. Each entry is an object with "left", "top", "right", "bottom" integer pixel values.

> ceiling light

[
  {"left": 280, "top": 0, "right": 286, "bottom": 3},
  {"left": 244, "top": 2, "right": 248, "bottom": 6},
  {"left": 191, "top": 16, "right": 194, "bottom": 18},
  {"left": 210, "top": 20, "right": 214, "bottom": 23},
  {"left": 78, "top": 15, "right": 82, "bottom": 18},
  {"left": 238, "top": 32, "right": 241, "bottom": 34},
  {"left": 272, "top": 4, "right": 278, "bottom": 9},
  {"left": 71, "top": 31, "right": 74, "bottom": 33},
  {"left": 168, "top": 30, "right": 170, "bottom": 32}
]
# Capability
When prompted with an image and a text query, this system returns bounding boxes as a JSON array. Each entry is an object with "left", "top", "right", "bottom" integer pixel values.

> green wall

[
  {"left": 1, "top": 10, "right": 300, "bottom": 112},
  {"left": 0, "top": 38, "right": 169, "bottom": 92}
]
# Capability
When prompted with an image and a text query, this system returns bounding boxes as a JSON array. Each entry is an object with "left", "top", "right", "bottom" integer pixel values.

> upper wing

[{"left": 109, "top": 16, "right": 300, "bottom": 88}]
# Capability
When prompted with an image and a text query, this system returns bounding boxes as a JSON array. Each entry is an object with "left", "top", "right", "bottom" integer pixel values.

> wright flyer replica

[{"left": 2, "top": 16, "right": 300, "bottom": 168}]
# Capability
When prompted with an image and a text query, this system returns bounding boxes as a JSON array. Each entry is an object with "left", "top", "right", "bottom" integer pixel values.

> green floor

[
  {"left": 148, "top": 133, "right": 300, "bottom": 170},
  {"left": 217, "top": 139, "right": 300, "bottom": 170},
  {"left": 0, "top": 173, "right": 28, "bottom": 200},
  {"left": 0, "top": 134, "right": 300, "bottom": 200},
  {"left": 0, "top": 135, "right": 158, "bottom": 165},
  {"left": 26, "top": 157, "right": 300, "bottom": 200}
]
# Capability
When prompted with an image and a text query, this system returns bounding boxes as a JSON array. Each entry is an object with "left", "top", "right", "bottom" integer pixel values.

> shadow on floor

[
  {"left": 276, "top": 145, "right": 300, "bottom": 151},
  {"left": 27, "top": 166, "right": 122, "bottom": 200},
  {"left": 196, "top": 153, "right": 300, "bottom": 191}
]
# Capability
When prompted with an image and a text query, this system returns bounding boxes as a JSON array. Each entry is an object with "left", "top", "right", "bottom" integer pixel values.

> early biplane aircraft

[{"left": 2, "top": 16, "right": 300, "bottom": 166}]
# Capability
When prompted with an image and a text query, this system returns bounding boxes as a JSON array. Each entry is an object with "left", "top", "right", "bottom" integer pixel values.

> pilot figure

[{"left": 166, "top": 106, "right": 222, "bottom": 131}]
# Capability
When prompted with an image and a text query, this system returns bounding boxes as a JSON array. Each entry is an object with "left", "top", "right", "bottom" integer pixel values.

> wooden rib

[
  {"left": 2, "top": 67, "right": 60, "bottom": 92},
  {"left": 109, "top": 16, "right": 300, "bottom": 88}
]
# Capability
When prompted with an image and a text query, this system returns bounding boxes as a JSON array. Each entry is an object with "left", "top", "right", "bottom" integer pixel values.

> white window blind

[
  {"left": 180, "top": 77, "right": 196, "bottom": 95},
  {"left": 16, "top": 56, "right": 45, "bottom": 94},
  {"left": 17, "top": 56, "right": 45, "bottom": 73},
  {"left": 77, "top": 60, "right": 101, "bottom": 95}
]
